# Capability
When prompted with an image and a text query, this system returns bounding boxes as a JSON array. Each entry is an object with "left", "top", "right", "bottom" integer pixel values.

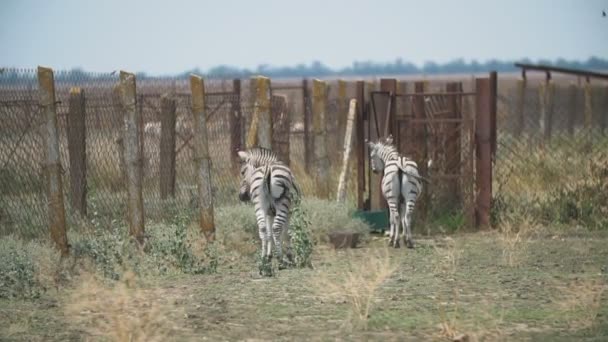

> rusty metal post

[
  {"left": 515, "top": 78, "right": 526, "bottom": 136},
  {"left": 539, "top": 79, "right": 555, "bottom": 142},
  {"left": 190, "top": 75, "right": 215, "bottom": 241},
  {"left": 38, "top": 66, "right": 69, "bottom": 256},
  {"left": 118, "top": 71, "right": 145, "bottom": 244},
  {"left": 413, "top": 81, "right": 428, "bottom": 221},
  {"left": 567, "top": 83, "right": 577, "bottom": 135},
  {"left": 584, "top": 80, "right": 592, "bottom": 130},
  {"left": 355, "top": 81, "right": 366, "bottom": 210},
  {"left": 302, "top": 78, "right": 311, "bottom": 173},
  {"left": 67, "top": 87, "right": 87, "bottom": 216},
  {"left": 231, "top": 79, "right": 242, "bottom": 170},
  {"left": 475, "top": 77, "right": 492, "bottom": 229},
  {"left": 160, "top": 94, "right": 176, "bottom": 199},
  {"left": 312, "top": 79, "right": 330, "bottom": 198},
  {"left": 336, "top": 99, "right": 357, "bottom": 203},
  {"left": 490, "top": 71, "right": 497, "bottom": 158}
]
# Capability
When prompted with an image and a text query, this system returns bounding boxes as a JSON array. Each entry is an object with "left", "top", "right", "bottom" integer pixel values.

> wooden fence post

[
  {"left": 231, "top": 79, "right": 242, "bottom": 169},
  {"left": 336, "top": 99, "right": 357, "bottom": 203},
  {"left": 490, "top": 71, "right": 497, "bottom": 159},
  {"left": 567, "top": 83, "right": 577, "bottom": 135},
  {"left": 250, "top": 76, "right": 272, "bottom": 149},
  {"left": 190, "top": 75, "right": 215, "bottom": 241},
  {"left": 516, "top": 78, "right": 526, "bottom": 136},
  {"left": 302, "top": 78, "right": 312, "bottom": 173},
  {"left": 67, "top": 87, "right": 87, "bottom": 216},
  {"left": 475, "top": 77, "right": 492, "bottom": 229},
  {"left": 337, "top": 80, "right": 348, "bottom": 152},
  {"left": 160, "top": 94, "right": 176, "bottom": 199},
  {"left": 118, "top": 71, "right": 145, "bottom": 244},
  {"left": 312, "top": 79, "right": 329, "bottom": 198},
  {"left": 355, "top": 81, "right": 366, "bottom": 210},
  {"left": 271, "top": 94, "right": 290, "bottom": 164},
  {"left": 38, "top": 66, "right": 69, "bottom": 256}
]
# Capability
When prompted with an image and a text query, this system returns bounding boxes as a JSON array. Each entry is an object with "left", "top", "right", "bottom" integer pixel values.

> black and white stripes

[
  {"left": 367, "top": 135, "right": 430, "bottom": 248},
  {"left": 237, "top": 148, "right": 299, "bottom": 267}
]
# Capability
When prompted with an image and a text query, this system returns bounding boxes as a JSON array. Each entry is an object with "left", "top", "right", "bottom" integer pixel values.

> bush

[
  {"left": 301, "top": 198, "right": 370, "bottom": 244},
  {"left": 0, "top": 237, "right": 60, "bottom": 299}
]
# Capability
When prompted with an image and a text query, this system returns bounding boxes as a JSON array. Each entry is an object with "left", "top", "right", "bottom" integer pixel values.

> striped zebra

[
  {"left": 366, "top": 135, "right": 431, "bottom": 248},
  {"left": 237, "top": 148, "right": 300, "bottom": 267}
]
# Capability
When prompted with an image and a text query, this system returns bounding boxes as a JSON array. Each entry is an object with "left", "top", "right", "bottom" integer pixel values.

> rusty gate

[{"left": 362, "top": 76, "right": 495, "bottom": 229}]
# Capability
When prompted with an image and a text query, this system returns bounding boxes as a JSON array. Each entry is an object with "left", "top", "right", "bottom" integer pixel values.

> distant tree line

[{"left": 2, "top": 57, "right": 608, "bottom": 82}]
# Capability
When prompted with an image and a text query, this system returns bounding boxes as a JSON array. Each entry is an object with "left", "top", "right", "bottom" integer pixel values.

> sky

[{"left": 1, "top": 0, "right": 607, "bottom": 75}]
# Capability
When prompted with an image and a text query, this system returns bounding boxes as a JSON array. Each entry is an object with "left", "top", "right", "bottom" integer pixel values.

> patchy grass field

[{"left": 1, "top": 226, "right": 607, "bottom": 341}]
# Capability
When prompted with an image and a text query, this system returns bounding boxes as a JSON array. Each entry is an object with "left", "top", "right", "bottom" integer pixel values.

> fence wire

[
  {"left": 0, "top": 69, "right": 362, "bottom": 239},
  {"left": 495, "top": 76, "right": 608, "bottom": 227}
]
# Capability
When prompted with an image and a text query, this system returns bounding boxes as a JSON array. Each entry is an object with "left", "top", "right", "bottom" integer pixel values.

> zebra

[
  {"left": 237, "top": 148, "right": 300, "bottom": 268},
  {"left": 366, "top": 135, "right": 431, "bottom": 248}
]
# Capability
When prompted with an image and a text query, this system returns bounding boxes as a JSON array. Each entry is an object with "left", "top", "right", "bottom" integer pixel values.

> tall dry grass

[
  {"left": 64, "top": 270, "right": 187, "bottom": 342},
  {"left": 311, "top": 247, "right": 396, "bottom": 330}
]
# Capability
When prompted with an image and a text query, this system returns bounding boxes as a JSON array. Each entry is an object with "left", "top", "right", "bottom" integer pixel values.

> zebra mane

[
  {"left": 375, "top": 141, "right": 400, "bottom": 161},
  {"left": 244, "top": 147, "right": 281, "bottom": 167}
]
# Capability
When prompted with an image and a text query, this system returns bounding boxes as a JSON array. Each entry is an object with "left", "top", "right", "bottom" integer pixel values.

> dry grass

[
  {"left": 311, "top": 246, "right": 396, "bottom": 330},
  {"left": 497, "top": 213, "right": 537, "bottom": 267},
  {"left": 64, "top": 270, "right": 187, "bottom": 342},
  {"left": 554, "top": 278, "right": 607, "bottom": 331}
]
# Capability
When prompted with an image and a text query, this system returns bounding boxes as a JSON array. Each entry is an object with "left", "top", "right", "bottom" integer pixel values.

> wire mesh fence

[
  {"left": 494, "top": 76, "right": 608, "bottom": 227},
  {"left": 0, "top": 69, "right": 362, "bottom": 239}
]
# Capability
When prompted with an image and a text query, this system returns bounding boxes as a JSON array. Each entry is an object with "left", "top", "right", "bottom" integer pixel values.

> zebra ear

[
  {"left": 385, "top": 135, "right": 393, "bottom": 144},
  {"left": 366, "top": 140, "right": 375, "bottom": 149},
  {"left": 237, "top": 151, "right": 249, "bottom": 161}
]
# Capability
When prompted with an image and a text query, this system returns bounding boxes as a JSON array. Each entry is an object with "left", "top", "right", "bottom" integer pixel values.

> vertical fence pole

[
  {"left": 190, "top": 75, "right": 215, "bottom": 241},
  {"left": 336, "top": 99, "right": 357, "bottom": 203},
  {"left": 67, "top": 87, "right": 87, "bottom": 216},
  {"left": 490, "top": 71, "right": 497, "bottom": 159},
  {"left": 302, "top": 79, "right": 311, "bottom": 173},
  {"left": 337, "top": 80, "right": 348, "bottom": 151},
  {"left": 38, "top": 66, "right": 69, "bottom": 256},
  {"left": 256, "top": 76, "right": 272, "bottom": 149},
  {"left": 584, "top": 79, "right": 592, "bottom": 130},
  {"left": 516, "top": 77, "right": 526, "bottom": 136},
  {"left": 539, "top": 77, "right": 554, "bottom": 142},
  {"left": 118, "top": 71, "right": 145, "bottom": 244},
  {"left": 160, "top": 94, "right": 177, "bottom": 199},
  {"left": 567, "top": 82, "right": 577, "bottom": 135},
  {"left": 231, "top": 79, "right": 242, "bottom": 169},
  {"left": 413, "top": 81, "right": 428, "bottom": 221},
  {"left": 446, "top": 82, "right": 462, "bottom": 204},
  {"left": 312, "top": 79, "right": 330, "bottom": 198},
  {"left": 475, "top": 77, "right": 492, "bottom": 229},
  {"left": 355, "top": 81, "right": 366, "bottom": 210},
  {"left": 271, "top": 94, "right": 290, "bottom": 164}
]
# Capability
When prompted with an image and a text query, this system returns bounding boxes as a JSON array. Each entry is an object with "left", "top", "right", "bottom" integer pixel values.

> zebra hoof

[
  {"left": 393, "top": 240, "right": 401, "bottom": 248},
  {"left": 406, "top": 240, "right": 414, "bottom": 249}
]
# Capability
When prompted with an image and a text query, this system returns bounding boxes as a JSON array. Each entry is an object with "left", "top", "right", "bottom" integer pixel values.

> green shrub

[
  {"left": 0, "top": 237, "right": 60, "bottom": 299},
  {"left": 289, "top": 199, "right": 313, "bottom": 269},
  {"left": 300, "top": 198, "right": 370, "bottom": 244}
]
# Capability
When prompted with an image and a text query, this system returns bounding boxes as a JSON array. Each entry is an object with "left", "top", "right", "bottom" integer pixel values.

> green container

[{"left": 353, "top": 210, "right": 389, "bottom": 233}]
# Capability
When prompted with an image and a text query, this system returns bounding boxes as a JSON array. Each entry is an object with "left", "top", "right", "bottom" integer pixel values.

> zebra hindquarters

[
  {"left": 269, "top": 164, "right": 294, "bottom": 268},
  {"left": 382, "top": 163, "right": 402, "bottom": 248},
  {"left": 401, "top": 175, "right": 421, "bottom": 249},
  {"left": 250, "top": 166, "right": 273, "bottom": 259}
]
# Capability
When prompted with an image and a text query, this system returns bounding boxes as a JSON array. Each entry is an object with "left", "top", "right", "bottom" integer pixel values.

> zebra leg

[
  {"left": 256, "top": 213, "right": 268, "bottom": 259},
  {"left": 389, "top": 204, "right": 400, "bottom": 248},
  {"left": 272, "top": 201, "right": 291, "bottom": 269},
  {"left": 265, "top": 214, "right": 274, "bottom": 261},
  {"left": 404, "top": 200, "right": 415, "bottom": 249}
]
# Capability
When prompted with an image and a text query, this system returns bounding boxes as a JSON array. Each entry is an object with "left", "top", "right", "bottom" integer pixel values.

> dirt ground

[{"left": 1, "top": 228, "right": 607, "bottom": 341}]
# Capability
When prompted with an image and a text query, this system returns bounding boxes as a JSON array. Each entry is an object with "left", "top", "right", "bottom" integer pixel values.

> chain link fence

[
  {"left": 1, "top": 69, "right": 363, "bottom": 239},
  {"left": 494, "top": 76, "right": 608, "bottom": 227}
]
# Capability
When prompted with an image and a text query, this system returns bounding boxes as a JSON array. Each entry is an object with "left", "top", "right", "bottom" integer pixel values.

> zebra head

[
  {"left": 237, "top": 151, "right": 253, "bottom": 202},
  {"left": 367, "top": 135, "right": 397, "bottom": 174},
  {"left": 366, "top": 140, "right": 384, "bottom": 174}
]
